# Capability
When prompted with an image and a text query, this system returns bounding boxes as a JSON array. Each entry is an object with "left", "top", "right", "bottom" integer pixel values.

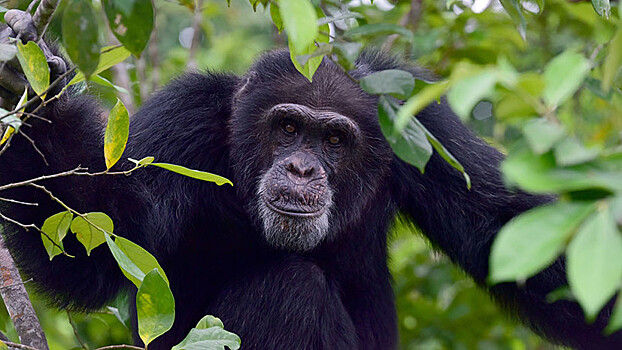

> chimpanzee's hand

[{"left": 0, "top": 9, "right": 67, "bottom": 109}]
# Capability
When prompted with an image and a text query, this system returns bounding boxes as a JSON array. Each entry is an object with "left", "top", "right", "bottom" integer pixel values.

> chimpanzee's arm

[{"left": 392, "top": 100, "right": 622, "bottom": 349}]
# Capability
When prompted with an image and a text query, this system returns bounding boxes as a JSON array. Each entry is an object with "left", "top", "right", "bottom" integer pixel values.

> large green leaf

[
  {"left": 62, "top": 0, "right": 100, "bottom": 78},
  {"left": 71, "top": 212, "right": 113, "bottom": 255},
  {"left": 105, "top": 234, "right": 146, "bottom": 287},
  {"left": 360, "top": 70, "right": 415, "bottom": 99},
  {"left": 103, "top": 0, "right": 154, "bottom": 56},
  {"left": 40, "top": 211, "right": 73, "bottom": 260},
  {"left": 447, "top": 69, "right": 498, "bottom": 119},
  {"left": 378, "top": 96, "right": 432, "bottom": 172},
  {"left": 116, "top": 236, "right": 169, "bottom": 286},
  {"left": 591, "top": 0, "right": 611, "bottom": 19},
  {"left": 104, "top": 99, "right": 130, "bottom": 169},
  {"left": 522, "top": 118, "right": 566, "bottom": 155},
  {"left": 172, "top": 316, "right": 241, "bottom": 350},
  {"left": 489, "top": 202, "right": 595, "bottom": 283},
  {"left": 553, "top": 137, "right": 599, "bottom": 166},
  {"left": 137, "top": 269, "right": 175, "bottom": 345},
  {"left": 16, "top": 41, "right": 49, "bottom": 97},
  {"left": 279, "top": 0, "right": 318, "bottom": 53},
  {"left": 149, "top": 162, "right": 233, "bottom": 186},
  {"left": 568, "top": 209, "right": 622, "bottom": 321},
  {"left": 602, "top": 27, "right": 622, "bottom": 92},
  {"left": 68, "top": 46, "right": 131, "bottom": 87},
  {"left": 394, "top": 80, "right": 449, "bottom": 132},
  {"left": 542, "top": 51, "right": 590, "bottom": 107}
]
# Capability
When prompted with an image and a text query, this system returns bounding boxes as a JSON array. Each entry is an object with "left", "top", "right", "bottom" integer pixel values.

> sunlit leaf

[
  {"left": 71, "top": 212, "right": 113, "bottom": 255},
  {"left": 149, "top": 162, "right": 233, "bottom": 186},
  {"left": 40, "top": 211, "right": 73, "bottom": 260},
  {"left": 591, "top": 0, "right": 610, "bottom": 18},
  {"left": 447, "top": 69, "right": 498, "bottom": 120},
  {"left": 129, "top": 156, "right": 155, "bottom": 166},
  {"left": 269, "top": 3, "right": 284, "bottom": 33},
  {"left": 104, "top": 99, "right": 130, "bottom": 169},
  {"left": 102, "top": 0, "right": 154, "bottom": 56},
  {"left": 602, "top": 27, "right": 622, "bottom": 92},
  {"left": 522, "top": 118, "right": 566, "bottom": 154},
  {"left": 137, "top": 269, "right": 175, "bottom": 345},
  {"left": 489, "top": 202, "right": 595, "bottom": 283},
  {"left": 62, "top": 0, "right": 100, "bottom": 78},
  {"left": 553, "top": 137, "right": 599, "bottom": 166},
  {"left": 0, "top": 43, "right": 17, "bottom": 62},
  {"left": 105, "top": 233, "right": 146, "bottom": 287},
  {"left": 279, "top": 0, "right": 318, "bottom": 53},
  {"left": 568, "top": 209, "right": 622, "bottom": 321},
  {"left": 542, "top": 51, "right": 590, "bottom": 107},
  {"left": 16, "top": 41, "right": 49, "bottom": 97},
  {"left": 116, "top": 236, "right": 169, "bottom": 286},
  {"left": 68, "top": 46, "right": 131, "bottom": 87},
  {"left": 395, "top": 80, "right": 449, "bottom": 132},
  {"left": 172, "top": 316, "right": 241, "bottom": 350}
]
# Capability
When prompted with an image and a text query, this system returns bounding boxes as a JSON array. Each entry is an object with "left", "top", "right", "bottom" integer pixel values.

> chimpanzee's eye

[
  {"left": 282, "top": 122, "right": 296, "bottom": 134},
  {"left": 328, "top": 135, "right": 341, "bottom": 145}
]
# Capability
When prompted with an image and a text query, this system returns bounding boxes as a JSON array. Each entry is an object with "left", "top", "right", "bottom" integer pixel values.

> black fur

[{"left": 1, "top": 49, "right": 620, "bottom": 349}]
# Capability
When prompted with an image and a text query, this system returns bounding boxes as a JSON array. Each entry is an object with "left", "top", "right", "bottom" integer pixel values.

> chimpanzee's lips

[{"left": 264, "top": 199, "right": 325, "bottom": 218}]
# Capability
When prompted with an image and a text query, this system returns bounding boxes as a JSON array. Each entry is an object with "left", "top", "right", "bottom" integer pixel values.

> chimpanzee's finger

[{"left": 4, "top": 10, "right": 38, "bottom": 43}]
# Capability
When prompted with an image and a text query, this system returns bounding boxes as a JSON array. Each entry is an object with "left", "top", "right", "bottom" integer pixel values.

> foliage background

[{"left": 2, "top": 0, "right": 621, "bottom": 347}]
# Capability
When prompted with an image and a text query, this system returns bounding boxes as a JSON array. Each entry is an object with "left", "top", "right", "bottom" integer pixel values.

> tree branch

[{"left": 0, "top": 235, "right": 49, "bottom": 350}]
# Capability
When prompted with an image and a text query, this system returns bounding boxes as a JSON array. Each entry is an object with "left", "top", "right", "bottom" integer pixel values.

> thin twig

[
  {"left": 17, "top": 129, "right": 48, "bottom": 165},
  {"left": 0, "top": 278, "right": 33, "bottom": 291},
  {"left": 94, "top": 345, "right": 143, "bottom": 350},
  {"left": 0, "top": 197, "right": 38, "bottom": 206},
  {"left": 0, "top": 211, "right": 74, "bottom": 258},
  {"left": 2, "top": 341, "right": 39, "bottom": 350},
  {"left": 67, "top": 311, "right": 89, "bottom": 350}
]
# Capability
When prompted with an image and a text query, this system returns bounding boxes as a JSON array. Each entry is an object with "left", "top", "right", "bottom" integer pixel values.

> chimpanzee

[{"left": 0, "top": 9, "right": 620, "bottom": 350}]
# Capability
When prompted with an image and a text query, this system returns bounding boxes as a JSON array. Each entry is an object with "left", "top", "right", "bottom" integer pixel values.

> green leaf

[
  {"left": 105, "top": 234, "right": 146, "bottom": 287},
  {"left": 568, "top": 209, "right": 622, "bottom": 321},
  {"left": 423, "top": 125, "right": 471, "bottom": 189},
  {"left": 102, "top": 0, "right": 154, "bottom": 56},
  {"left": 137, "top": 269, "right": 175, "bottom": 345},
  {"left": 68, "top": 46, "right": 131, "bottom": 87},
  {"left": 172, "top": 316, "right": 241, "bottom": 350},
  {"left": 602, "top": 27, "right": 622, "bottom": 93},
  {"left": 606, "top": 293, "right": 622, "bottom": 334},
  {"left": 343, "top": 23, "right": 413, "bottom": 42},
  {"left": 542, "top": 51, "right": 590, "bottom": 107},
  {"left": 269, "top": 3, "right": 284, "bottom": 33},
  {"left": 489, "top": 202, "right": 595, "bottom": 283},
  {"left": 40, "top": 211, "right": 73, "bottom": 260},
  {"left": 90, "top": 74, "right": 130, "bottom": 94},
  {"left": 447, "top": 69, "right": 498, "bottom": 120},
  {"left": 62, "top": 0, "right": 100, "bottom": 78},
  {"left": 332, "top": 42, "right": 362, "bottom": 71},
  {"left": 71, "top": 213, "right": 113, "bottom": 255},
  {"left": 104, "top": 99, "right": 130, "bottom": 169},
  {"left": 395, "top": 80, "right": 449, "bottom": 132},
  {"left": 16, "top": 41, "right": 50, "bottom": 97},
  {"left": 522, "top": 118, "right": 566, "bottom": 154},
  {"left": 498, "top": 0, "right": 526, "bottom": 40},
  {"left": 360, "top": 70, "right": 415, "bottom": 99},
  {"left": 116, "top": 236, "right": 169, "bottom": 286},
  {"left": 195, "top": 315, "right": 224, "bottom": 329},
  {"left": 279, "top": 0, "right": 318, "bottom": 53},
  {"left": 129, "top": 156, "right": 155, "bottom": 166},
  {"left": 553, "top": 137, "right": 600, "bottom": 166},
  {"left": 591, "top": 0, "right": 610, "bottom": 18},
  {"left": 378, "top": 96, "right": 432, "bottom": 172},
  {"left": 502, "top": 149, "right": 622, "bottom": 193},
  {"left": 149, "top": 163, "right": 233, "bottom": 186}
]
